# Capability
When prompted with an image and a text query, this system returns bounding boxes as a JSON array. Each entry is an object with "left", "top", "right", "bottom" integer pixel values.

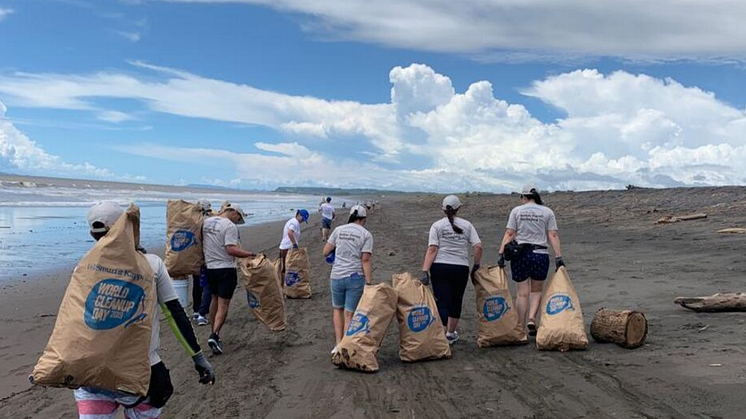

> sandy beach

[{"left": 2, "top": 187, "right": 746, "bottom": 418}]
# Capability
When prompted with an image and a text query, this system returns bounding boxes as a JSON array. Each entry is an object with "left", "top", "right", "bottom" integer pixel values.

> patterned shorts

[{"left": 510, "top": 251, "right": 549, "bottom": 282}]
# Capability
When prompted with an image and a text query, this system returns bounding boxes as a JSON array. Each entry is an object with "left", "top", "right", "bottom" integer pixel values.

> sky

[{"left": 1, "top": 0, "right": 746, "bottom": 192}]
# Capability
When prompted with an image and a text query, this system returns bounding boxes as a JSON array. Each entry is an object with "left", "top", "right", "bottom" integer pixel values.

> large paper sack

[
  {"left": 239, "top": 254, "right": 287, "bottom": 332},
  {"left": 332, "top": 283, "right": 396, "bottom": 372},
  {"left": 165, "top": 200, "right": 204, "bottom": 277},
  {"left": 284, "top": 248, "right": 311, "bottom": 299},
  {"left": 473, "top": 266, "right": 527, "bottom": 347},
  {"left": 536, "top": 267, "right": 588, "bottom": 351},
  {"left": 31, "top": 206, "right": 156, "bottom": 396},
  {"left": 392, "top": 273, "right": 451, "bottom": 362}
]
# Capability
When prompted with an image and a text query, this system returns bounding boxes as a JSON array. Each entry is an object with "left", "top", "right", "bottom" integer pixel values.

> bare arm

[
  {"left": 287, "top": 229, "right": 297, "bottom": 246},
  {"left": 498, "top": 229, "right": 516, "bottom": 254},
  {"left": 322, "top": 242, "right": 335, "bottom": 257},
  {"left": 421, "top": 245, "right": 438, "bottom": 272},
  {"left": 548, "top": 230, "right": 562, "bottom": 258},
  {"left": 361, "top": 252, "right": 373, "bottom": 285},
  {"left": 226, "top": 244, "right": 255, "bottom": 258},
  {"left": 473, "top": 243, "right": 483, "bottom": 265}
]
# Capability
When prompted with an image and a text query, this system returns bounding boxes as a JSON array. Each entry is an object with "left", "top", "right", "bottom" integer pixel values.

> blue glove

[
  {"left": 325, "top": 250, "right": 336, "bottom": 264},
  {"left": 292, "top": 243, "right": 299, "bottom": 249}
]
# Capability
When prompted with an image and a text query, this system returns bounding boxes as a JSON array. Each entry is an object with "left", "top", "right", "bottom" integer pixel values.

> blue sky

[{"left": 1, "top": 0, "right": 746, "bottom": 191}]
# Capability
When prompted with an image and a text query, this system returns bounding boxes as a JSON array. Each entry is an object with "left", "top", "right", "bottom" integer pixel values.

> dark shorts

[
  {"left": 322, "top": 218, "right": 332, "bottom": 229},
  {"left": 510, "top": 251, "right": 550, "bottom": 282},
  {"left": 206, "top": 267, "right": 238, "bottom": 299}
]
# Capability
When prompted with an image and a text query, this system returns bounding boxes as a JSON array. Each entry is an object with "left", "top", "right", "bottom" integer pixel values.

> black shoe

[
  {"left": 208, "top": 333, "right": 223, "bottom": 355},
  {"left": 527, "top": 321, "right": 537, "bottom": 337}
]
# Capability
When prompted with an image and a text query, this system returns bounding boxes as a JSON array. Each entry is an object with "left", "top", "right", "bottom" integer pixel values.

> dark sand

[{"left": 2, "top": 187, "right": 746, "bottom": 418}]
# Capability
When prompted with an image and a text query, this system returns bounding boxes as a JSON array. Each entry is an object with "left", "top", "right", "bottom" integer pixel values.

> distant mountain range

[{"left": 274, "top": 186, "right": 415, "bottom": 196}]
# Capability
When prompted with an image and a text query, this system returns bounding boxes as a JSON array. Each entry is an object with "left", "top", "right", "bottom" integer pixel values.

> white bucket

[{"left": 172, "top": 278, "right": 190, "bottom": 308}]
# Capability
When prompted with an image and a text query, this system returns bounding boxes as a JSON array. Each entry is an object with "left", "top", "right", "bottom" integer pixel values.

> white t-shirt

[
  {"left": 506, "top": 203, "right": 558, "bottom": 254},
  {"left": 320, "top": 203, "right": 335, "bottom": 220},
  {"left": 328, "top": 223, "right": 373, "bottom": 279},
  {"left": 144, "top": 254, "right": 179, "bottom": 366},
  {"left": 202, "top": 216, "right": 240, "bottom": 269},
  {"left": 279, "top": 217, "right": 301, "bottom": 250},
  {"left": 428, "top": 217, "right": 481, "bottom": 267}
]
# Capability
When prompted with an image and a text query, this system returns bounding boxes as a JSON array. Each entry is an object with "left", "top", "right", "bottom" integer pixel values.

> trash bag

[
  {"left": 392, "top": 273, "right": 451, "bottom": 362},
  {"left": 164, "top": 200, "right": 204, "bottom": 278},
  {"left": 536, "top": 266, "right": 588, "bottom": 351},
  {"left": 239, "top": 254, "right": 286, "bottom": 332},
  {"left": 283, "top": 248, "right": 311, "bottom": 299},
  {"left": 331, "top": 283, "right": 397, "bottom": 372},
  {"left": 472, "top": 266, "right": 527, "bottom": 347},
  {"left": 31, "top": 205, "right": 156, "bottom": 396}
]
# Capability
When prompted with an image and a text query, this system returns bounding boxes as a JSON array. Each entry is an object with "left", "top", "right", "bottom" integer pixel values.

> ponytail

[
  {"left": 348, "top": 210, "right": 364, "bottom": 224},
  {"left": 444, "top": 206, "right": 463, "bottom": 234},
  {"left": 525, "top": 188, "right": 544, "bottom": 206}
]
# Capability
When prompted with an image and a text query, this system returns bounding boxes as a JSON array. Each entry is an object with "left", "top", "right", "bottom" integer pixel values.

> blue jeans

[{"left": 330, "top": 274, "right": 365, "bottom": 312}]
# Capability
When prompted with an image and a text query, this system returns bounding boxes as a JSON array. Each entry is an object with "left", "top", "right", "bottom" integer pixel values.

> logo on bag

[
  {"left": 346, "top": 312, "right": 370, "bottom": 336},
  {"left": 483, "top": 296, "right": 510, "bottom": 321},
  {"left": 171, "top": 230, "right": 197, "bottom": 252},
  {"left": 284, "top": 272, "right": 300, "bottom": 287},
  {"left": 546, "top": 294, "right": 574, "bottom": 315},
  {"left": 247, "top": 290, "right": 260, "bottom": 309},
  {"left": 407, "top": 306, "right": 434, "bottom": 332},
  {"left": 84, "top": 279, "right": 146, "bottom": 330}
]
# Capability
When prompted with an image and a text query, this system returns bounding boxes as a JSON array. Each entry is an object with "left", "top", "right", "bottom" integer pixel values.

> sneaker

[
  {"left": 197, "top": 315, "right": 209, "bottom": 326},
  {"left": 191, "top": 312, "right": 200, "bottom": 321},
  {"left": 527, "top": 321, "right": 537, "bottom": 337},
  {"left": 207, "top": 333, "right": 223, "bottom": 355},
  {"left": 445, "top": 331, "right": 459, "bottom": 345}
]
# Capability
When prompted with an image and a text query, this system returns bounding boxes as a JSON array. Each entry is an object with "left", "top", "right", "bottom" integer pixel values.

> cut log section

[
  {"left": 590, "top": 309, "right": 647, "bottom": 349},
  {"left": 655, "top": 213, "right": 708, "bottom": 224},
  {"left": 718, "top": 228, "right": 746, "bottom": 235},
  {"left": 674, "top": 293, "right": 746, "bottom": 312}
]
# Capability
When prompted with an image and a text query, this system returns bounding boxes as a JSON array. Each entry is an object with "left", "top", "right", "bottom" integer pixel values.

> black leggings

[{"left": 430, "top": 263, "right": 470, "bottom": 325}]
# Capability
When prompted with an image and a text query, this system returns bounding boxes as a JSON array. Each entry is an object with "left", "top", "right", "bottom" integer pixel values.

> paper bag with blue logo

[
  {"left": 536, "top": 266, "right": 588, "bottom": 351},
  {"left": 332, "top": 283, "right": 397, "bottom": 372},
  {"left": 164, "top": 200, "right": 204, "bottom": 278},
  {"left": 239, "top": 254, "right": 286, "bottom": 332},
  {"left": 31, "top": 205, "right": 156, "bottom": 396},
  {"left": 473, "top": 266, "right": 527, "bottom": 347},
  {"left": 283, "top": 248, "right": 311, "bottom": 299},
  {"left": 392, "top": 273, "right": 451, "bottom": 362}
]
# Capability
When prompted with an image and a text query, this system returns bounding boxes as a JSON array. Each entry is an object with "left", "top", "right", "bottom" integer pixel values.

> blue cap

[{"left": 298, "top": 209, "right": 309, "bottom": 223}]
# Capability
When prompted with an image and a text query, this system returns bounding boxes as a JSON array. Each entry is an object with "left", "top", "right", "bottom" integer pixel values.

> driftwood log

[
  {"left": 590, "top": 309, "right": 647, "bottom": 349},
  {"left": 718, "top": 228, "right": 746, "bottom": 235},
  {"left": 655, "top": 213, "right": 708, "bottom": 224},
  {"left": 674, "top": 293, "right": 746, "bottom": 312}
]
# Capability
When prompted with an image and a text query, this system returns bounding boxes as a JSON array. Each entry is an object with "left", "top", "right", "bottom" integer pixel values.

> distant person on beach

[
  {"left": 202, "top": 204, "right": 256, "bottom": 355},
  {"left": 75, "top": 202, "right": 214, "bottom": 419},
  {"left": 319, "top": 197, "right": 335, "bottom": 241},
  {"left": 192, "top": 199, "right": 213, "bottom": 326},
  {"left": 278, "top": 209, "right": 310, "bottom": 275},
  {"left": 419, "top": 195, "right": 482, "bottom": 345},
  {"left": 498, "top": 184, "right": 563, "bottom": 336},
  {"left": 323, "top": 205, "right": 373, "bottom": 353}
]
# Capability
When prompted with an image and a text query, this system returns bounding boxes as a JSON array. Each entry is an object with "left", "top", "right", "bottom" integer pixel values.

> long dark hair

[
  {"left": 444, "top": 206, "right": 463, "bottom": 234},
  {"left": 524, "top": 188, "right": 544, "bottom": 206},
  {"left": 348, "top": 209, "right": 366, "bottom": 224}
]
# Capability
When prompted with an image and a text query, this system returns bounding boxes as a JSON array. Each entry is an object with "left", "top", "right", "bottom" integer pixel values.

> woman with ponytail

[
  {"left": 323, "top": 205, "right": 374, "bottom": 353},
  {"left": 420, "top": 195, "right": 482, "bottom": 345},
  {"left": 498, "top": 184, "right": 563, "bottom": 337}
]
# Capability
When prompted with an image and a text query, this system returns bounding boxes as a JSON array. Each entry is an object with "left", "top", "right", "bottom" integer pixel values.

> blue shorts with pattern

[{"left": 510, "top": 251, "right": 550, "bottom": 282}]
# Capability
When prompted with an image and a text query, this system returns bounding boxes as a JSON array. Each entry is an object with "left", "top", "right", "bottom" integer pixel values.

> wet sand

[{"left": 2, "top": 187, "right": 746, "bottom": 418}]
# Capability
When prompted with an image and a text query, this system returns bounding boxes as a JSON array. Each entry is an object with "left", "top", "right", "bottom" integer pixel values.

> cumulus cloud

[
  {"left": 0, "top": 8, "right": 13, "bottom": 21},
  {"left": 157, "top": 0, "right": 746, "bottom": 61},
  {"left": 2, "top": 63, "right": 746, "bottom": 191}
]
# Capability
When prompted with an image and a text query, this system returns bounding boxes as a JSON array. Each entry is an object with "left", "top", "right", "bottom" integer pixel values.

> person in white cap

[
  {"left": 322, "top": 204, "right": 373, "bottom": 352},
  {"left": 191, "top": 199, "right": 214, "bottom": 326},
  {"left": 202, "top": 203, "right": 256, "bottom": 355},
  {"left": 497, "top": 184, "right": 563, "bottom": 337},
  {"left": 419, "top": 195, "right": 482, "bottom": 345},
  {"left": 75, "top": 202, "right": 214, "bottom": 419}
]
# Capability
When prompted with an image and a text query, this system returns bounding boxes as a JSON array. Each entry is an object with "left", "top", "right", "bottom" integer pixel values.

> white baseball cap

[
  {"left": 520, "top": 184, "right": 538, "bottom": 195},
  {"left": 197, "top": 199, "right": 212, "bottom": 211},
  {"left": 87, "top": 201, "right": 124, "bottom": 233},
  {"left": 226, "top": 203, "right": 247, "bottom": 224},
  {"left": 350, "top": 204, "right": 367, "bottom": 218},
  {"left": 442, "top": 195, "right": 462, "bottom": 210}
]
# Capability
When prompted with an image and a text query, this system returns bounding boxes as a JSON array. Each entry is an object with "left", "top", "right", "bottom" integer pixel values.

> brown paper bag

[
  {"left": 283, "top": 248, "right": 311, "bottom": 299},
  {"left": 332, "top": 283, "right": 397, "bottom": 372},
  {"left": 392, "top": 273, "right": 451, "bottom": 362},
  {"left": 165, "top": 200, "right": 204, "bottom": 278},
  {"left": 473, "top": 266, "right": 527, "bottom": 347},
  {"left": 239, "top": 254, "right": 287, "bottom": 332},
  {"left": 31, "top": 205, "right": 156, "bottom": 396},
  {"left": 536, "top": 266, "right": 588, "bottom": 351},
  {"left": 271, "top": 258, "right": 283, "bottom": 289}
]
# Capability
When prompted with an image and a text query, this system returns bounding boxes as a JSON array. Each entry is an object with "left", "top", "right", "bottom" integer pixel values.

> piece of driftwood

[
  {"left": 674, "top": 293, "right": 746, "bottom": 312},
  {"left": 718, "top": 228, "right": 746, "bottom": 235},
  {"left": 655, "top": 213, "right": 708, "bottom": 224},
  {"left": 590, "top": 309, "right": 647, "bottom": 349}
]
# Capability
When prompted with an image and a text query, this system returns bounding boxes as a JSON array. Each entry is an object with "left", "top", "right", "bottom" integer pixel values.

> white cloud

[
  {"left": 116, "top": 31, "right": 141, "bottom": 42},
  {"left": 2, "top": 63, "right": 746, "bottom": 191},
  {"left": 157, "top": 0, "right": 746, "bottom": 61},
  {"left": 0, "top": 8, "right": 13, "bottom": 21},
  {"left": 97, "top": 110, "right": 135, "bottom": 123}
]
